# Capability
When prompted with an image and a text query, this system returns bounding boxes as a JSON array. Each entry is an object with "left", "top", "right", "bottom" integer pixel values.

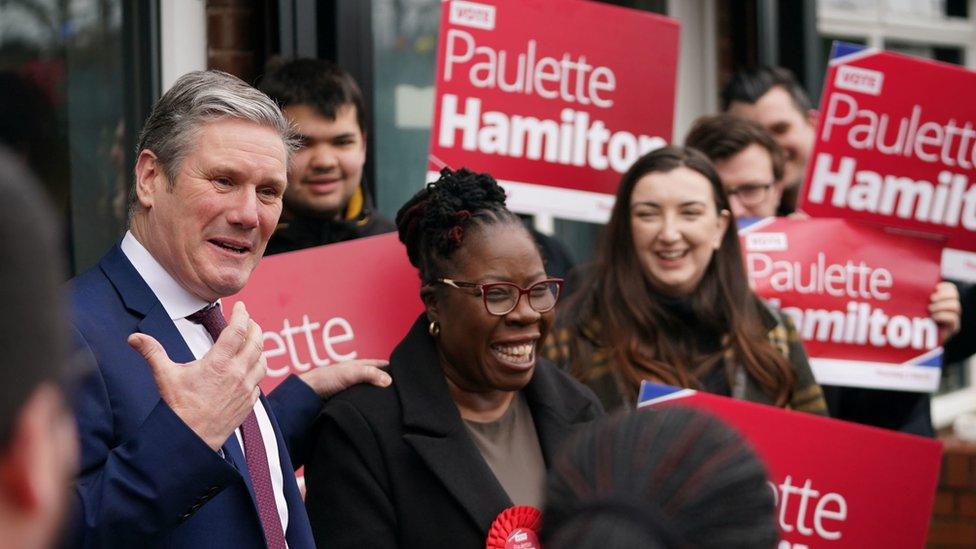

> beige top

[{"left": 463, "top": 393, "right": 547, "bottom": 509}]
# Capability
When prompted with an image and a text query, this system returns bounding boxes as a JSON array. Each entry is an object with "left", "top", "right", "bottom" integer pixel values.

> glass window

[
  {"left": 0, "top": 0, "right": 149, "bottom": 274},
  {"left": 370, "top": 0, "right": 440, "bottom": 223},
  {"left": 884, "top": 41, "right": 964, "bottom": 65},
  {"left": 819, "top": 0, "right": 880, "bottom": 14}
]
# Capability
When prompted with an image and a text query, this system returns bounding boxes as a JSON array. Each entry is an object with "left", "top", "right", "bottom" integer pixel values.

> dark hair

[
  {"left": 259, "top": 57, "right": 367, "bottom": 133},
  {"left": 542, "top": 407, "right": 778, "bottom": 548},
  {"left": 721, "top": 66, "right": 813, "bottom": 113},
  {"left": 0, "top": 147, "right": 69, "bottom": 447},
  {"left": 395, "top": 167, "right": 524, "bottom": 284},
  {"left": 685, "top": 113, "right": 785, "bottom": 182},
  {"left": 0, "top": 71, "right": 59, "bottom": 180},
  {"left": 562, "top": 146, "right": 796, "bottom": 405}
]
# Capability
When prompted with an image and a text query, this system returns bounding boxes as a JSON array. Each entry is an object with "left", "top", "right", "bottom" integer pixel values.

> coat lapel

[
  {"left": 262, "top": 394, "right": 315, "bottom": 548},
  {"left": 521, "top": 359, "right": 596, "bottom": 465},
  {"left": 100, "top": 244, "right": 258, "bottom": 525},
  {"left": 221, "top": 432, "right": 257, "bottom": 512},
  {"left": 397, "top": 317, "right": 513, "bottom": 535}
]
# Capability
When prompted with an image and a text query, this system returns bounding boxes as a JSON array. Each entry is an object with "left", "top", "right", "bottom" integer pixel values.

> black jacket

[
  {"left": 265, "top": 192, "right": 395, "bottom": 256},
  {"left": 304, "top": 315, "right": 604, "bottom": 548}
]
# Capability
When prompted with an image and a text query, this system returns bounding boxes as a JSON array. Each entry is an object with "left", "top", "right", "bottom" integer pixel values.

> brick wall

[
  {"left": 928, "top": 435, "right": 976, "bottom": 547},
  {"left": 206, "top": 0, "right": 261, "bottom": 84}
]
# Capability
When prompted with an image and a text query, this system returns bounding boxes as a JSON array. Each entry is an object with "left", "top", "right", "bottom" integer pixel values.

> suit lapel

[
  {"left": 221, "top": 432, "right": 256, "bottom": 508},
  {"left": 262, "top": 394, "right": 315, "bottom": 548},
  {"left": 101, "top": 244, "right": 270, "bottom": 534},
  {"left": 135, "top": 303, "right": 195, "bottom": 364},
  {"left": 101, "top": 244, "right": 197, "bottom": 365},
  {"left": 397, "top": 317, "right": 512, "bottom": 535}
]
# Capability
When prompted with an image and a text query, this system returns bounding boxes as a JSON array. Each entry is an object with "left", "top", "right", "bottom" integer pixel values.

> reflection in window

[
  {"left": 0, "top": 0, "right": 132, "bottom": 273},
  {"left": 371, "top": 0, "right": 440, "bottom": 222}
]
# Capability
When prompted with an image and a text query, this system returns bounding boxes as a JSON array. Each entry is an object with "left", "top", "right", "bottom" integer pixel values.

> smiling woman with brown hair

[
  {"left": 303, "top": 167, "right": 603, "bottom": 548},
  {"left": 545, "top": 146, "right": 827, "bottom": 414}
]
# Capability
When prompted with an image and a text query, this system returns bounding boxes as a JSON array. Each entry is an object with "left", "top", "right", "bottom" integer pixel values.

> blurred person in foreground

[
  {"left": 259, "top": 58, "right": 395, "bottom": 255},
  {"left": 544, "top": 146, "right": 828, "bottom": 414},
  {"left": 723, "top": 68, "right": 963, "bottom": 436},
  {"left": 0, "top": 148, "right": 78, "bottom": 549},
  {"left": 304, "top": 167, "right": 603, "bottom": 547},
  {"left": 66, "top": 70, "right": 389, "bottom": 548},
  {"left": 542, "top": 407, "right": 778, "bottom": 549}
]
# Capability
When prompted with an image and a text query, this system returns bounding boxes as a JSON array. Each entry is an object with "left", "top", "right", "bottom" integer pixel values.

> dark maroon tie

[{"left": 187, "top": 302, "right": 287, "bottom": 549}]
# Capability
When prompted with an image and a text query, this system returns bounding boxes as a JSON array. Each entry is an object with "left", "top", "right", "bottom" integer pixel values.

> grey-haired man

[{"left": 67, "top": 70, "right": 389, "bottom": 548}]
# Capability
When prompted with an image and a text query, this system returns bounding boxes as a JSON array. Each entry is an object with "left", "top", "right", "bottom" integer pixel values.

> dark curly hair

[
  {"left": 395, "top": 167, "right": 523, "bottom": 283},
  {"left": 541, "top": 407, "right": 778, "bottom": 548}
]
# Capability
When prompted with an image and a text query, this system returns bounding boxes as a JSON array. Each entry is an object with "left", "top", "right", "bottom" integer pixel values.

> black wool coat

[{"left": 304, "top": 315, "right": 604, "bottom": 548}]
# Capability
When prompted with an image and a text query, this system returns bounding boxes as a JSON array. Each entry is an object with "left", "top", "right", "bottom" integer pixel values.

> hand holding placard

[
  {"left": 929, "top": 281, "right": 961, "bottom": 343},
  {"left": 739, "top": 218, "right": 944, "bottom": 391}
]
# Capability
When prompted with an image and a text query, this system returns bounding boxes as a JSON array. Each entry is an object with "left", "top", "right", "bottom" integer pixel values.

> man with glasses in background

[
  {"left": 721, "top": 66, "right": 817, "bottom": 216},
  {"left": 686, "top": 105, "right": 962, "bottom": 437},
  {"left": 685, "top": 113, "right": 785, "bottom": 219},
  {"left": 721, "top": 66, "right": 971, "bottom": 437}
]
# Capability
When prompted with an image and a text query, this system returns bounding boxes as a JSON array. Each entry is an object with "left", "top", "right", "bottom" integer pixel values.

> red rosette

[{"left": 486, "top": 505, "right": 542, "bottom": 549}]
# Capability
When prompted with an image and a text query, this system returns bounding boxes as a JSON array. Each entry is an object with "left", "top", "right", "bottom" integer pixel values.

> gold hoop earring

[{"left": 428, "top": 321, "right": 441, "bottom": 337}]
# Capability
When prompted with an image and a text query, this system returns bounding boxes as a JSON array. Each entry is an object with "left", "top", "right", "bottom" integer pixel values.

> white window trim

[
  {"left": 160, "top": 0, "right": 207, "bottom": 93},
  {"left": 818, "top": 1, "right": 976, "bottom": 69},
  {"left": 668, "top": 0, "right": 718, "bottom": 143}
]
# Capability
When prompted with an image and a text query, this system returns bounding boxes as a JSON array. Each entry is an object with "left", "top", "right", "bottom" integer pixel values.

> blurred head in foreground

[
  {"left": 542, "top": 407, "right": 778, "bottom": 548},
  {"left": 0, "top": 147, "right": 77, "bottom": 549}
]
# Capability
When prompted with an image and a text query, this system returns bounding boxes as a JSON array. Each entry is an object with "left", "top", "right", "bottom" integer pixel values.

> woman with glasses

[
  {"left": 545, "top": 146, "right": 829, "bottom": 414},
  {"left": 304, "top": 167, "right": 603, "bottom": 548}
]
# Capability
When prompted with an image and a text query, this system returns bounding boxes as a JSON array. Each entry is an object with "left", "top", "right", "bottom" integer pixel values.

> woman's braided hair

[
  {"left": 541, "top": 408, "right": 778, "bottom": 548},
  {"left": 395, "top": 167, "right": 522, "bottom": 283}
]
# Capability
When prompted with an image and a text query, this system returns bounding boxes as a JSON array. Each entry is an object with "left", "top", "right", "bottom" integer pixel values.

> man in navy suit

[{"left": 67, "top": 70, "right": 390, "bottom": 548}]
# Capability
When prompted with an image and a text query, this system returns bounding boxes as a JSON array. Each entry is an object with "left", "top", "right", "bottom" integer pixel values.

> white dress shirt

[{"left": 121, "top": 231, "right": 290, "bottom": 537}]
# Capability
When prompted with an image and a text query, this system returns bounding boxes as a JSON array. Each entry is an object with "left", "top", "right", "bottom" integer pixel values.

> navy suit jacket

[{"left": 66, "top": 244, "right": 321, "bottom": 548}]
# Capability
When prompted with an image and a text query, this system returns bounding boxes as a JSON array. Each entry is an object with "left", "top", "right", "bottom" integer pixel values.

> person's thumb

[{"left": 127, "top": 333, "right": 173, "bottom": 375}]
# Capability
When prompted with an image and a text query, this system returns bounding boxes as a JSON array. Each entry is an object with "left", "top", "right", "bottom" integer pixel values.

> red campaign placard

[
  {"left": 638, "top": 382, "right": 942, "bottom": 549},
  {"left": 428, "top": 0, "right": 679, "bottom": 223},
  {"left": 800, "top": 42, "right": 976, "bottom": 281},
  {"left": 738, "top": 217, "right": 944, "bottom": 392},
  {"left": 225, "top": 233, "right": 423, "bottom": 393}
]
